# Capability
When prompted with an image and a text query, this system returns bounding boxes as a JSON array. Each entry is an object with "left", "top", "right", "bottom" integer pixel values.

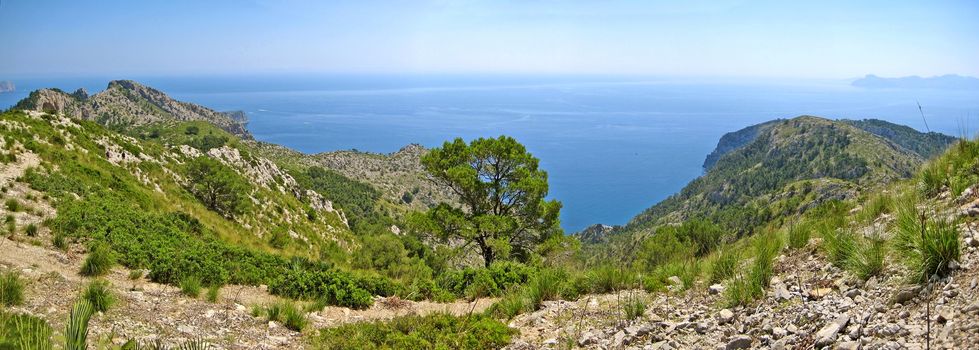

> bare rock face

[{"left": 15, "top": 81, "right": 251, "bottom": 138}]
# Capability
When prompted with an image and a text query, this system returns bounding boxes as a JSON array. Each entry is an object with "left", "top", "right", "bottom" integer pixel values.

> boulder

[
  {"left": 725, "top": 335, "right": 752, "bottom": 350},
  {"left": 814, "top": 315, "right": 850, "bottom": 347}
]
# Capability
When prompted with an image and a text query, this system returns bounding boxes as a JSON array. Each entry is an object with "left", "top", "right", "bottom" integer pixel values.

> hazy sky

[{"left": 1, "top": 0, "right": 977, "bottom": 78}]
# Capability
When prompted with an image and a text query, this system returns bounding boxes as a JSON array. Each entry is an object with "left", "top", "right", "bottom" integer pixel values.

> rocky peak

[{"left": 14, "top": 80, "right": 251, "bottom": 138}]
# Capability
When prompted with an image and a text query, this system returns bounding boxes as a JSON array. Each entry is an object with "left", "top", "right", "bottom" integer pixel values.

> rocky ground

[{"left": 505, "top": 221, "right": 979, "bottom": 349}]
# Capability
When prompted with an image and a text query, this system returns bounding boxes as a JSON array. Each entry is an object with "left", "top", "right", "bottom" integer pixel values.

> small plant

[
  {"left": 847, "top": 233, "right": 887, "bottom": 280},
  {"left": 128, "top": 269, "right": 144, "bottom": 280},
  {"left": 724, "top": 234, "right": 780, "bottom": 307},
  {"left": 858, "top": 194, "right": 893, "bottom": 224},
  {"left": 4, "top": 199, "right": 19, "bottom": 212},
  {"left": 265, "top": 302, "right": 284, "bottom": 322},
  {"left": 489, "top": 291, "right": 525, "bottom": 319},
  {"left": 786, "top": 221, "right": 810, "bottom": 249},
  {"left": 206, "top": 285, "right": 221, "bottom": 303},
  {"left": 80, "top": 243, "right": 115, "bottom": 277},
  {"left": 621, "top": 294, "right": 646, "bottom": 320},
  {"left": 522, "top": 269, "right": 563, "bottom": 311},
  {"left": 821, "top": 228, "right": 855, "bottom": 268},
  {"left": 24, "top": 223, "right": 38, "bottom": 237},
  {"left": 180, "top": 276, "right": 202, "bottom": 298},
  {"left": 250, "top": 304, "right": 264, "bottom": 318},
  {"left": 708, "top": 249, "right": 739, "bottom": 283},
  {"left": 52, "top": 233, "right": 68, "bottom": 250},
  {"left": 82, "top": 279, "right": 115, "bottom": 313},
  {"left": 282, "top": 303, "right": 308, "bottom": 332},
  {"left": 64, "top": 300, "right": 95, "bottom": 350},
  {"left": 1, "top": 271, "right": 25, "bottom": 306}
]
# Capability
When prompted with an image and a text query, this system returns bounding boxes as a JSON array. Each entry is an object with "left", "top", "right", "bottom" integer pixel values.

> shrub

[
  {"left": 64, "top": 300, "right": 94, "bottom": 350},
  {"left": 82, "top": 279, "right": 115, "bottom": 313},
  {"left": 80, "top": 243, "right": 115, "bottom": 277},
  {"left": 180, "top": 276, "right": 202, "bottom": 298},
  {"left": 206, "top": 285, "right": 221, "bottom": 302},
  {"left": 265, "top": 302, "right": 283, "bottom": 322},
  {"left": 315, "top": 312, "right": 514, "bottom": 350},
  {"left": 270, "top": 268, "right": 374, "bottom": 309},
  {"left": 128, "top": 269, "right": 144, "bottom": 280},
  {"left": 708, "top": 249, "right": 739, "bottom": 284},
  {"left": 0, "top": 271, "right": 25, "bottom": 307}
]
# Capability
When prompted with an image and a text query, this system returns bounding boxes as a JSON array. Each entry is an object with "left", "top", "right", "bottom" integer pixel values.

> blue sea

[{"left": 2, "top": 75, "right": 978, "bottom": 232}]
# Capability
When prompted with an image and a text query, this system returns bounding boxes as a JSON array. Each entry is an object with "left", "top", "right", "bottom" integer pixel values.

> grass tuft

[
  {"left": 79, "top": 243, "right": 115, "bottom": 277},
  {"left": 180, "top": 276, "right": 202, "bottom": 298},
  {"left": 708, "top": 248, "right": 740, "bottom": 284},
  {"left": 64, "top": 300, "right": 94, "bottom": 350},
  {"left": 893, "top": 199, "right": 961, "bottom": 283},
  {"left": 1, "top": 270, "right": 25, "bottom": 307},
  {"left": 82, "top": 279, "right": 115, "bottom": 313}
]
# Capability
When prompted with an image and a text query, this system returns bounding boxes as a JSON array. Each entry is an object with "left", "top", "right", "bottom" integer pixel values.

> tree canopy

[{"left": 412, "top": 136, "right": 562, "bottom": 267}]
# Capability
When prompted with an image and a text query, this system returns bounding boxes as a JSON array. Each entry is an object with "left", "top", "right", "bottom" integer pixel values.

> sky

[{"left": 0, "top": 0, "right": 977, "bottom": 79}]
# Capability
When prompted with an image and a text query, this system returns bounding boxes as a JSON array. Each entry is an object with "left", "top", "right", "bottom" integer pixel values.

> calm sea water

[{"left": 2, "top": 75, "right": 978, "bottom": 232}]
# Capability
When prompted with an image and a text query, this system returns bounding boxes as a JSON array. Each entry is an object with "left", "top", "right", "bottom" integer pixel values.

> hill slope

[{"left": 623, "top": 116, "right": 954, "bottom": 238}]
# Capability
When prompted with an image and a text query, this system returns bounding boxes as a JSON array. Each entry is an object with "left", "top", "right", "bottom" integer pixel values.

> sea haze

[{"left": 2, "top": 75, "right": 978, "bottom": 232}]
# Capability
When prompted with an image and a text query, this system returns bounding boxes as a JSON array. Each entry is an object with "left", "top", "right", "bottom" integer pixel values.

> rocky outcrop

[
  {"left": 703, "top": 119, "right": 782, "bottom": 171},
  {"left": 574, "top": 224, "right": 621, "bottom": 244},
  {"left": 14, "top": 81, "right": 250, "bottom": 137}
]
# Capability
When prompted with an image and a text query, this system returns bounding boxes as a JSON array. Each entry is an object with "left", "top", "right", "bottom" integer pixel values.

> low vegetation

[{"left": 315, "top": 313, "right": 514, "bottom": 350}]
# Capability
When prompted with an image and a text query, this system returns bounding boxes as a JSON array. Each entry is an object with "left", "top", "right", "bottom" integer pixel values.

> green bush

[
  {"left": 269, "top": 268, "right": 374, "bottom": 309},
  {"left": 315, "top": 313, "right": 513, "bottom": 350},
  {"left": 0, "top": 271, "right": 25, "bottom": 307},
  {"left": 437, "top": 261, "right": 533, "bottom": 298},
  {"left": 80, "top": 243, "right": 115, "bottom": 277},
  {"left": 52, "top": 233, "right": 67, "bottom": 250},
  {"left": 586, "top": 265, "right": 636, "bottom": 294},
  {"left": 180, "top": 276, "right": 202, "bottom": 298},
  {"left": 857, "top": 194, "right": 893, "bottom": 224},
  {"left": 82, "top": 279, "right": 115, "bottom": 313}
]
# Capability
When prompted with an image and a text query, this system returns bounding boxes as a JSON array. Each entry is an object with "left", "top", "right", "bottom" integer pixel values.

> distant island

[
  {"left": 852, "top": 74, "right": 979, "bottom": 90},
  {"left": 0, "top": 81, "right": 14, "bottom": 93}
]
